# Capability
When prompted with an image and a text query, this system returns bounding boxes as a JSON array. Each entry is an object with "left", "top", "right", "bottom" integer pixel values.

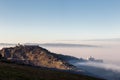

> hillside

[
  {"left": 0, "top": 45, "right": 105, "bottom": 80},
  {"left": 0, "top": 45, "right": 74, "bottom": 70}
]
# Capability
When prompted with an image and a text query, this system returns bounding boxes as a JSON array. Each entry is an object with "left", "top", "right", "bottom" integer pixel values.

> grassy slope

[{"left": 0, "top": 62, "right": 103, "bottom": 80}]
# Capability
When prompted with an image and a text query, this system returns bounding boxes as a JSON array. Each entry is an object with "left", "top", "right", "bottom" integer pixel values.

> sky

[{"left": 0, "top": 0, "right": 120, "bottom": 43}]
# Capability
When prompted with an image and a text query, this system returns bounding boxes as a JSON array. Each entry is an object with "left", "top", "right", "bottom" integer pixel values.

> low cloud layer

[
  {"left": 0, "top": 43, "right": 99, "bottom": 48},
  {"left": 73, "top": 62, "right": 120, "bottom": 80},
  {"left": 76, "top": 62, "right": 120, "bottom": 72},
  {"left": 58, "top": 38, "right": 120, "bottom": 42},
  {"left": 39, "top": 43, "right": 100, "bottom": 48}
]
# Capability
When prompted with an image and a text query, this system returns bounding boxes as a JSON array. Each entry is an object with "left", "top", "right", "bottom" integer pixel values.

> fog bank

[{"left": 73, "top": 62, "right": 120, "bottom": 80}]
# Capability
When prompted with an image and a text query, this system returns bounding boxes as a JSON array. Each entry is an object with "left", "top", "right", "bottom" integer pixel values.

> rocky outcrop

[{"left": 0, "top": 45, "right": 74, "bottom": 70}]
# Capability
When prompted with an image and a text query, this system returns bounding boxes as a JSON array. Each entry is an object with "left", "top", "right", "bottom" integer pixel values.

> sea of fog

[
  {"left": 41, "top": 41, "right": 120, "bottom": 80},
  {"left": 0, "top": 41, "right": 120, "bottom": 80},
  {"left": 43, "top": 42, "right": 120, "bottom": 64}
]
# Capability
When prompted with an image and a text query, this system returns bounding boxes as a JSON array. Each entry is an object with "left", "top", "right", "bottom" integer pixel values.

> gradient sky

[{"left": 0, "top": 0, "right": 120, "bottom": 43}]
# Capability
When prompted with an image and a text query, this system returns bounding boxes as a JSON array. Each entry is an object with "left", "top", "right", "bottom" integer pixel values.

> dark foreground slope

[{"left": 0, "top": 62, "right": 103, "bottom": 80}]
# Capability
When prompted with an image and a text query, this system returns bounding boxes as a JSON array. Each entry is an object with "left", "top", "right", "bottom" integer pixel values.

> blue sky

[{"left": 0, "top": 0, "right": 120, "bottom": 43}]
